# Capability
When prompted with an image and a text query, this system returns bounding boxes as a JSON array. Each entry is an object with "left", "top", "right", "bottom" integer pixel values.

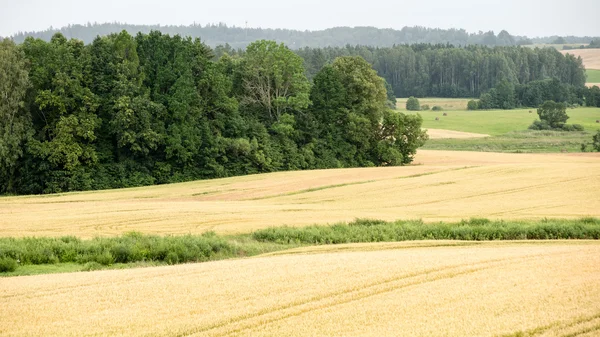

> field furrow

[{"left": 1, "top": 242, "right": 599, "bottom": 337}]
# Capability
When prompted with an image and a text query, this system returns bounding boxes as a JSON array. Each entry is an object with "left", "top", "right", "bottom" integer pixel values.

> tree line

[
  {"left": 293, "top": 44, "right": 588, "bottom": 99},
  {"left": 0, "top": 32, "right": 427, "bottom": 195},
  {"left": 8, "top": 23, "right": 599, "bottom": 49}
]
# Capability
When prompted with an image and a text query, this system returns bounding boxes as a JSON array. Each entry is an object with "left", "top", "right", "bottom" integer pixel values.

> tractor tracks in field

[
  {"left": 499, "top": 311, "right": 600, "bottom": 337},
  {"left": 176, "top": 250, "right": 570, "bottom": 337},
  {"left": 248, "top": 166, "right": 478, "bottom": 201}
]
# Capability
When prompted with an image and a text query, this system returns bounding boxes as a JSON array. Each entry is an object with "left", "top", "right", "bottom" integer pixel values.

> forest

[
  {"left": 7, "top": 23, "right": 599, "bottom": 49},
  {"left": 1, "top": 30, "right": 597, "bottom": 195},
  {"left": 0, "top": 32, "right": 427, "bottom": 195}
]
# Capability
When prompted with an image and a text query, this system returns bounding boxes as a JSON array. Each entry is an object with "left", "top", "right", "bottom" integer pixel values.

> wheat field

[
  {"left": 562, "top": 49, "right": 600, "bottom": 70},
  {"left": 1, "top": 150, "right": 599, "bottom": 238},
  {"left": 426, "top": 128, "right": 490, "bottom": 139},
  {"left": 1, "top": 241, "right": 599, "bottom": 337}
]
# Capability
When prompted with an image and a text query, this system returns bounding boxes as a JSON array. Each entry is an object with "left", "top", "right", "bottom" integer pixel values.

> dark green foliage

[
  {"left": 2, "top": 32, "right": 430, "bottom": 195},
  {"left": 406, "top": 97, "right": 421, "bottom": 111},
  {"left": 560, "top": 124, "right": 584, "bottom": 132},
  {"left": 384, "top": 80, "right": 397, "bottom": 109},
  {"left": 528, "top": 120, "right": 552, "bottom": 131},
  {"left": 0, "top": 39, "right": 32, "bottom": 194},
  {"left": 431, "top": 106, "right": 443, "bottom": 111},
  {"left": 420, "top": 104, "right": 430, "bottom": 111},
  {"left": 537, "top": 100, "right": 569, "bottom": 128},
  {"left": 585, "top": 130, "right": 600, "bottom": 152},
  {"left": 467, "top": 100, "right": 479, "bottom": 110},
  {"left": 296, "top": 44, "right": 586, "bottom": 99},
  {"left": 0, "top": 257, "right": 18, "bottom": 272}
]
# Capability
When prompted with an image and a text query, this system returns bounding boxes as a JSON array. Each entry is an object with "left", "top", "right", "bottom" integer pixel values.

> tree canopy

[{"left": 0, "top": 32, "right": 429, "bottom": 195}]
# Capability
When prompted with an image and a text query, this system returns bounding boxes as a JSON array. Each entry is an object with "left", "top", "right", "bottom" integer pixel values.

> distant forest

[
  {"left": 7, "top": 23, "right": 600, "bottom": 49},
  {"left": 213, "top": 44, "right": 587, "bottom": 99}
]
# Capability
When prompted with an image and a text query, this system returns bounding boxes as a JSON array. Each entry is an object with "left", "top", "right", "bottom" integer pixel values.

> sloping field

[
  {"left": 562, "top": 49, "right": 600, "bottom": 69},
  {"left": 1, "top": 241, "right": 599, "bottom": 337},
  {"left": 426, "top": 128, "right": 489, "bottom": 139},
  {"left": 1, "top": 150, "right": 599, "bottom": 238},
  {"left": 412, "top": 107, "right": 600, "bottom": 136}
]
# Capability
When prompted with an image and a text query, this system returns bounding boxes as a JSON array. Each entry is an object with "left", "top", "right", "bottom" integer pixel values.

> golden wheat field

[
  {"left": 1, "top": 150, "right": 599, "bottom": 238},
  {"left": 562, "top": 49, "right": 600, "bottom": 69},
  {"left": 426, "top": 128, "right": 490, "bottom": 139},
  {"left": 1, "top": 241, "right": 599, "bottom": 337}
]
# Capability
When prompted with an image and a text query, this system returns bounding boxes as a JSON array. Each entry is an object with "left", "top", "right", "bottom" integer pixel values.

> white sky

[{"left": 0, "top": 0, "right": 599, "bottom": 38}]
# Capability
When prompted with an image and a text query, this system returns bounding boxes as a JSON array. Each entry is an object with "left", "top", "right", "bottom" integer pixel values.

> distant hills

[{"left": 5, "top": 23, "right": 599, "bottom": 48}]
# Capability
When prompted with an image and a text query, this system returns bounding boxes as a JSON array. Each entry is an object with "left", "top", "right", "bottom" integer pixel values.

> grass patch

[
  {"left": 1, "top": 218, "right": 598, "bottom": 276},
  {"left": 587, "top": 69, "right": 600, "bottom": 83},
  {"left": 423, "top": 130, "right": 592, "bottom": 153},
  {"left": 409, "top": 107, "right": 600, "bottom": 136}
]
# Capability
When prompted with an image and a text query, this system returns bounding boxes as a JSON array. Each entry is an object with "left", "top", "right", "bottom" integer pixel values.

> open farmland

[
  {"left": 2, "top": 241, "right": 599, "bottom": 337},
  {"left": 409, "top": 107, "right": 600, "bottom": 153},
  {"left": 561, "top": 48, "right": 600, "bottom": 69},
  {"left": 413, "top": 107, "right": 600, "bottom": 136},
  {"left": 587, "top": 69, "right": 600, "bottom": 82},
  {"left": 0, "top": 150, "right": 599, "bottom": 238}
]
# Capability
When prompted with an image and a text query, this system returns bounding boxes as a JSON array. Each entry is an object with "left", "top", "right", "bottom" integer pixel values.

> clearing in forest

[{"left": 2, "top": 241, "right": 599, "bottom": 337}]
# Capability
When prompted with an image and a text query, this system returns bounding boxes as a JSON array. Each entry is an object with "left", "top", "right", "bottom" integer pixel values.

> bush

[
  {"left": 82, "top": 261, "right": 103, "bottom": 271},
  {"left": 561, "top": 124, "right": 576, "bottom": 132},
  {"left": 165, "top": 252, "right": 179, "bottom": 265},
  {"left": 467, "top": 100, "right": 479, "bottom": 110},
  {"left": 528, "top": 120, "right": 552, "bottom": 130},
  {"left": 406, "top": 97, "right": 421, "bottom": 111},
  {"left": 0, "top": 257, "right": 18, "bottom": 272},
  {"left": 95, "top": 250, "right": 114, "bottom": 266},
  {"left": 420, "top": 104, "right": 430, "bottom": 110},
  {"left": 572, "top": 124, "right": 584, "bottom": 131},
  {"left": 432, "top": 106, "right": 443, "bottom": 111}
]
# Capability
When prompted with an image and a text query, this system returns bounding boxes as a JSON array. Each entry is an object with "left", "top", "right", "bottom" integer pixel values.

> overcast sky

[{"left": 1, "top": 0, "right": 599, "bottom": 38}]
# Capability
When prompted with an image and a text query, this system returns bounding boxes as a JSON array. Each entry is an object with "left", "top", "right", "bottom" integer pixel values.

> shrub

[
  {"left": 572, "top": 124, "right": 584, "bottom": 131},
  {"left": 166, "top": 252, "right": 179, "bottom": 265},
  {"left": 467, "top": 100, "right": 479, "bottom": 110},
  {"left": 406, "top": 97, "right": 421, "bottom": 111},
  {"left": 561, "top": 124, "right": 576, "bottom": 132},
  {"left": 421, "top": 104, "right": 430, "bottom": 110},
  {"left": 432, "top": 106, "right": 443, "bottom": 111},
  {"left": 95, "top": 250, "right": 114, "bottom": 266},
  {"left": 82, "top": 261, "right": 103, "bottom": 271},
  {"left": 528, "top": 120, "right": 552, "bottom": 130},
  {"left": 0, "top": 257, "right": 18, "bottom": 272},
  {"left": 111, "top": 244, "right": 133, "bottom": 263},
  {"left": 593, "top": 130, "right": 600, "bottom": 152}
]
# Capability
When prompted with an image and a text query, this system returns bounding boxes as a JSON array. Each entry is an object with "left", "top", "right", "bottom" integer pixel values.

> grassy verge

[
  {"left": 423, "top": 130, "right": 592, "bottom": 153},
  {"left": 1, "top": 218, "right": 599, "bottom": 276},
  {"left": 587, "top": 69, "right": 600, "bottom": 83}
]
